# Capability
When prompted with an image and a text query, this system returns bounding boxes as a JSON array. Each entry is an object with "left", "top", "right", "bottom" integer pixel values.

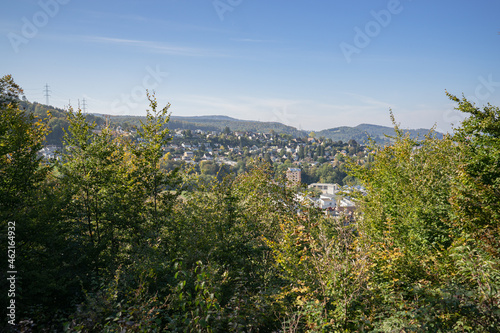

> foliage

[
  {"left": 3, "top": 76, "right": 499, "bottom": 332},
  {"left": 345, "top": 102, "right": 500, "bottom": 331},
  {"left": 0, "top": 74, "right": 24, "bottom": 108},
  {"left": 267, "top": 208, "right": 371, "bottom": 331},
  {"left": 131, "top": 92, "right": 180, "bottom": 236}
]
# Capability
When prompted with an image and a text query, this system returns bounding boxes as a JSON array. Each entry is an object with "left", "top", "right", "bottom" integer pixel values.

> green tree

[
  {"left": 0, "top": 74, "right": 23, "bottom": 108},
  {"left": 298, "top": 145, "right": 305, "bottom": 159},
  {"left": 0, "top": 76, "right": 75, "bottom": 328},
  {"left": 448, "top": 92, "right": 500, "bottom": 237},
  {"left": 132, "top": 92, "right": 180, "bottom": 236},
  {"left": 59, "top": 95, "right": 183, "bottom": 332},
  {"left": 158, "top": 162, "right": 291, "bottom": 331},
  {"left": 345, "top": 102, "right": 500, "bottom": 330},
  {"left": 0, "top": 100, "right": 50, "bottom": 222},
  {"left": 446, "top": 93, "right": 500, "bottom": 330},
  {"left": 58, "top": 108, "right": 134, "bottom": 277}
]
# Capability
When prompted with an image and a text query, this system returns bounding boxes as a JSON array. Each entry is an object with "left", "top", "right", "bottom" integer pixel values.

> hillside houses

[
  {"left": 38, "top": 145, "right": 60, "bottom": 160},
  {"left": 39, "top": 123, "right": 371, "bottom": 193}
]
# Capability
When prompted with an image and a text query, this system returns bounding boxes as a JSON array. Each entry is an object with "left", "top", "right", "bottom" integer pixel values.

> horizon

[
  {"left": 21, "top": 99, "right": 444, "bottom": 133},
  {"left": 2, "top": 0, "right": 499, "bottom": 134}
]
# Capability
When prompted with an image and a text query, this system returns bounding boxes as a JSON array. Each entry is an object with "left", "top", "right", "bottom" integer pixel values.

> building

[
  {"left": 182, "top": 151, "right": 194, "bottom": 161},
  {"left": 308, "top": 183, "right": 340, "bottom": 195},
  {"left": 318, "top": 195, "right": 336, "bottom": 209},
  {"left": 286, "top": 168, "right": 301, "bottom": 185},
  {"left": 338, "top": 198, "right": 356, "bottom": 214},
  {"left": 38, "top": 145, "right": 61, "bottom": 160}
]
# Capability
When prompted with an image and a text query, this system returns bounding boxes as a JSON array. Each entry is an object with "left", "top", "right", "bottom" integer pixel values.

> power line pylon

[
  {"left": 82, "top": 98, "right": 87, "bottom": 115},
  {"left": 44, "top": 84, "right": 51, "bottom": 105}
]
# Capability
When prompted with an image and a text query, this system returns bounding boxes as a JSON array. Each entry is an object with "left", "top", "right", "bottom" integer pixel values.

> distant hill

[
  {"left": 316, "top": 124, "right": 443, "bottom": 143},
  {"left": 18, "top": 100, "right": 105, "bottom": 146},
  {"left": 20, "top": 100, "right": 443, "bottom": 145},
  {"left": 175, "top": 115, "right": 239, "bottom": 121},
  {"left": 169, "top": 116, "right": 306, "bottom": 137},
  {"left": 107, "top": 114, "right": 306, "bottom": 137},
  {"left": 144, "top": 116, "right": 443, "bottom": 143}
]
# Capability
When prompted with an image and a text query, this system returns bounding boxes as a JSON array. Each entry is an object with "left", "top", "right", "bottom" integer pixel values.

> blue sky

[{"left": 1, "top": 0, "right": 499, "bottom": 132}]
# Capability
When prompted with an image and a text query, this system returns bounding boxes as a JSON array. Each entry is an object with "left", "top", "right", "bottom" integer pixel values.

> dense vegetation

[{"left": 1, "top": 74, "right": 499, "bottom": 332}]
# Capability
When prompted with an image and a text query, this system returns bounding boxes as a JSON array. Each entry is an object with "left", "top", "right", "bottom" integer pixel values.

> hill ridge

[{"left": 21, "top": 100, "right": 443, "bottom": 144}]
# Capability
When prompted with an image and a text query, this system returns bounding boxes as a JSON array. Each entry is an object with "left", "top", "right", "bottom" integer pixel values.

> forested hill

[
  {"left": 112, "top": 114, "right": 443, "bottom": 142},
  {"left": 20, "top": 100, "right": 442, "bottom": 145},
  {"left": 112, "top": 114, "right": 306, "bottom": 137},
  {"left": 315, "top": 123, "right": 444, "bottom": 143},
  {"left": 18, "top": 100, "right": 105, "bottom": 145}
]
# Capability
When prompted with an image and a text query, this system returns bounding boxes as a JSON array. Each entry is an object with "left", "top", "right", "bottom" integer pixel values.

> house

[
  {"left": 182, "top": 151, "right": 194, "bottom": 161},
  {"left": 318, "top": 195, "right": 336, "bottom": 210},
  {"left": 39, "top": 145, "right": 60, "bottom": 160},
  {"left": 308, "top": 183, "right": 340, "bottom": 195},
  {"left": 338, "top": 198, "right": 356, "bottom": 214}
]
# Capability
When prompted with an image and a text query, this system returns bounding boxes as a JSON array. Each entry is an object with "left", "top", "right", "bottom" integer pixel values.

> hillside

[
  {"left": 316, "top": 123, "right": 443, "bottom": 143},
  {"left": 110, "top": 114, "right": 442, "bottom": 143},
  {"left": 19, "top": 100, "right": 443, "bottom": 145},
  {"left": 108, "top": 114, "right": 306, "bottom": 137}
]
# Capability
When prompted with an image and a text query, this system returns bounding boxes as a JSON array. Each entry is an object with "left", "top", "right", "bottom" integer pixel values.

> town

[{"left": 39, "top": 118, "right": 370, "bottom": 218}]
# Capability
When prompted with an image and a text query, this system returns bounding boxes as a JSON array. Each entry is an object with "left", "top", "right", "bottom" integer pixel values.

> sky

[{"left": 1, "top": 0, "right": 499, "bottom": 133}]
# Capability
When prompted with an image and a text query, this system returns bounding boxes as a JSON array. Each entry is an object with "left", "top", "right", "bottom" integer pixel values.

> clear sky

[{"left": 2, "top": 0, "right": 499, "bottom": 133}]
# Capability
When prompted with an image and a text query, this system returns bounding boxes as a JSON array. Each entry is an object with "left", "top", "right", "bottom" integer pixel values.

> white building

[
  {"left": 182, "top": 151, "right": 194, "bottom": 160},
  {"left": 318, "top": 195, "right": 336, "bottom": 209},
  {"left": 39, "top": 145, "right": 60, "bottom": 160},
  {"left": 338, "top": 198, "right": 356, "bottom": 214},
  {"left": 308, "top": 183, "right": 340, "bottom": 195}
]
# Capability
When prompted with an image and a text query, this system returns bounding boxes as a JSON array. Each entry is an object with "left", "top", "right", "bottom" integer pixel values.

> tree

[
  {"left": 298, "top": 145, "right": 305, "bottom": 159},
  {"left": 152, "top": 162, "right": 292, "bottom": 331},
  {"left": 0, "top": 82, "right": 52, "bottom": 292},
  {"left": 448, "top": 92, "right": 500, "bottom": 237},
  {"left": 347, "top": 116, "right": 461, "bottom": 329},
  {"left": 132, "top": 92, "right": 180, "bottom": 236},
  {"left": 0, "top": 100, "right": 50, "bottom": 221},
  {"left": 0, "top": 77, "right": 77, "bottom": 327},
  {"left": 345, "top": 102, "right": 500, "bottom": 330},
  {"left": 446, "top": 93, "right": 500, "bottom": 329},
  {"left": 58, "top": 108, "right": 131, "bottom": 276},
  {"left": 0, "top": 74, "right": 23, "bottom": 108}
]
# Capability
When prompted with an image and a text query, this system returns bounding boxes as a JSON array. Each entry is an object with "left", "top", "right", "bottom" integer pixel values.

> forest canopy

[{"left": 1, "top": 75, "right": 499, "bottom": 332}]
